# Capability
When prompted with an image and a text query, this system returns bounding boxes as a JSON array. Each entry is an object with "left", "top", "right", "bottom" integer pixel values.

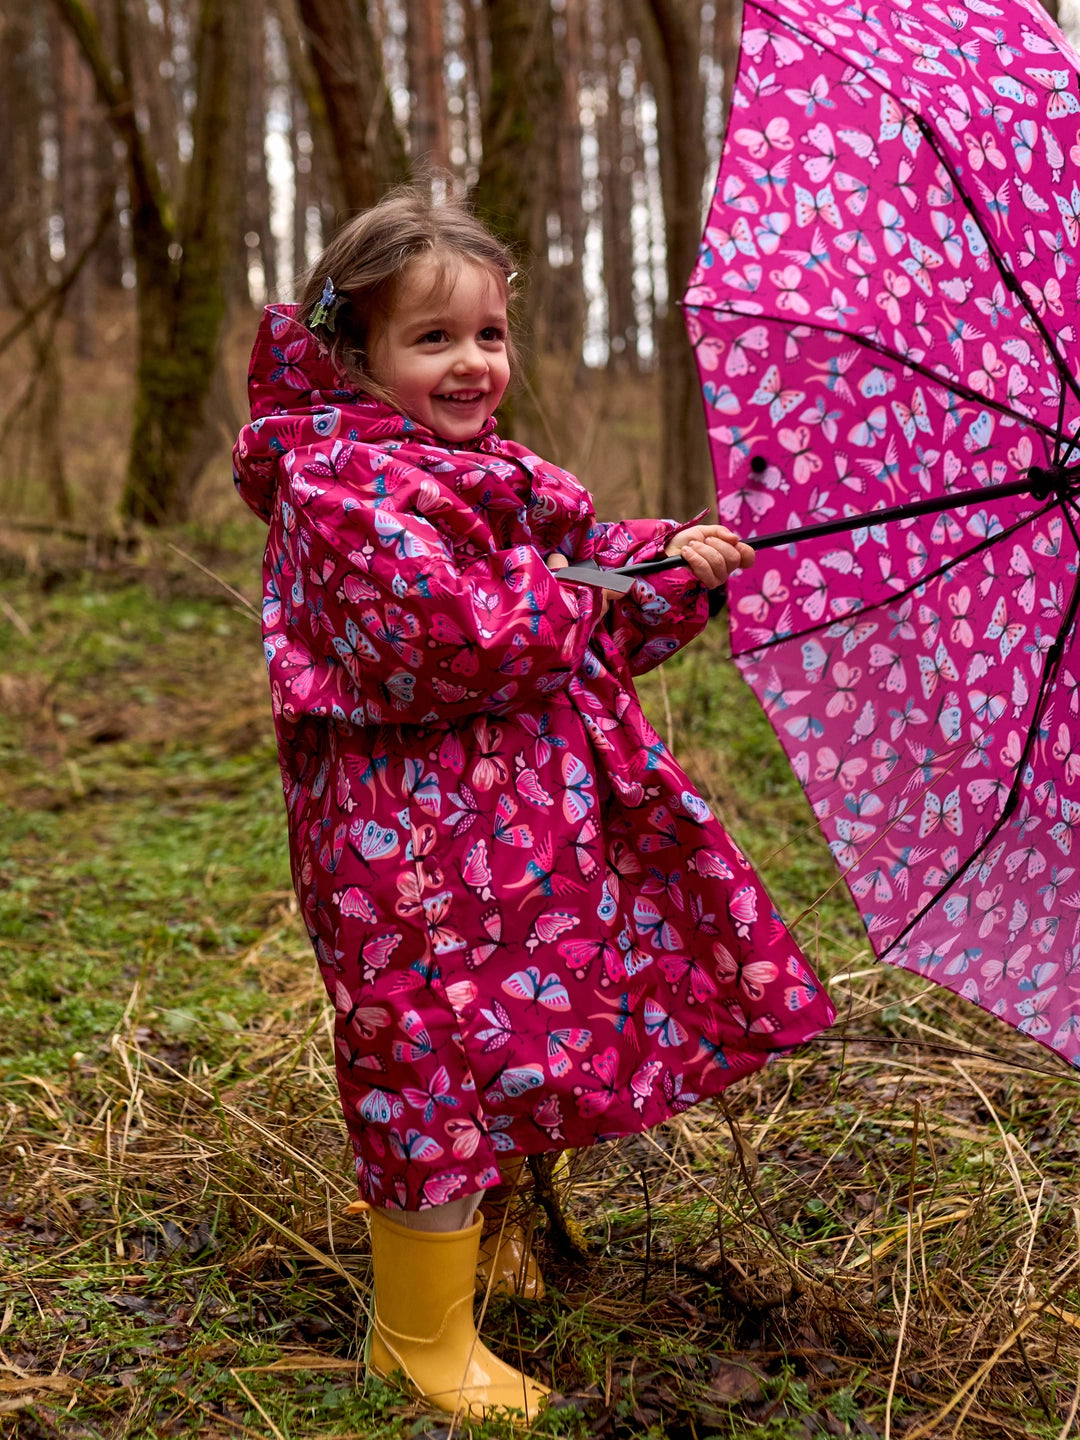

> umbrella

[{"left": 658, "top": 0, "right": 1080, "bottom": 1068}]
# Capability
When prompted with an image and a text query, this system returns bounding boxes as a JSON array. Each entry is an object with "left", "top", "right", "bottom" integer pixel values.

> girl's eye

[
  {"left": 479, "top": 327, "right": 505, "bottom": 342},
  {"left": 419, "top": 330, "right": 446, "bottom": 344}
]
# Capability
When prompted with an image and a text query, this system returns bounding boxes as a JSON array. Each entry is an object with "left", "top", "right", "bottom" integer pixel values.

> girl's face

[{"left": 368, "top": 256, "right": 510, "bottom": 442}]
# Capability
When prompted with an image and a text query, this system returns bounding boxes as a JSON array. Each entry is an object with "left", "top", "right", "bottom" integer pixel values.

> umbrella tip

[{"left": 750, "top": 455, "right": 767, "bottom": 475}]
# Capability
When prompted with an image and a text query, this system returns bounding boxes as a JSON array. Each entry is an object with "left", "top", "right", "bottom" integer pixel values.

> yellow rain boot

[
  {"left": 477, "top": 1158, "right": 545, "bottom": 1300},
  {"left": 366, "top": 1208, "right": 550, "bottom": 1421}
]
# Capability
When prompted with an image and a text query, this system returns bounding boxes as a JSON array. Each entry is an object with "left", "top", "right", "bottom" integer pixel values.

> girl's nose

[{"left": 452, "top": 342, "right": 486, "bottom": 374}]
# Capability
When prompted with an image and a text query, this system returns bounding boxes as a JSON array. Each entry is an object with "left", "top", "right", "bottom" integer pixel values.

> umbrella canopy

[{"left": 682, "top": 0, "right": 1080, "bottom": 1067}]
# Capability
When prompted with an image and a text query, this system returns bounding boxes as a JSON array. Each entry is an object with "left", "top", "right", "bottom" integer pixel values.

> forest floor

[{"left": 3, "top": 519, "right": 1080, "bottom": 1440}]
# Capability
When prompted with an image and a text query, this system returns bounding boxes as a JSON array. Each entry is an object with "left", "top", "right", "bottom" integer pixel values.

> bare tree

[
  {"left": 53, "top": 0, "right": 250, "bottom": 523},
  {"left": 632, "top": 0, "right": 710, "bottom": 520},
  {"left": 473, "top": 0, "right": 563, "bottom": 384},
  {"left": 406, "top": 0, "right": 450, "bottom": 171},
  {"left": 293, "top": 0, "right": 408, "bottom": 212}
]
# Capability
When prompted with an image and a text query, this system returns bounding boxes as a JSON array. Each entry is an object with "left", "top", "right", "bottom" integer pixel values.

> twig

[
  {"left": 229, "top": 1368, "right": 286, "bottom": 1440},
  {"left": 640, "top": 1169, "right": 652, "bottom": 1304},
  {"left": 0, "top": 598, "right": 31, "bottom": 639},
  {"left": 0, "top": 198, "right": 114, "bottom": 360},
  {"left": 166, "top": 543, "right": 260, "bottom": 619}
]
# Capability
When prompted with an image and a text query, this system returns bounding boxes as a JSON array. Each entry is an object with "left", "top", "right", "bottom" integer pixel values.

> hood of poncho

[{"left": 233, "top": 304, "right": 498, "bottom": 523}]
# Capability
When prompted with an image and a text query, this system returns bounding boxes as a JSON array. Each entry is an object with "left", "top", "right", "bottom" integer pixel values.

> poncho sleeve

[
  {"left": 275, "top": 459, "right": 605, "bottom": 727},
  {"left": 587, "top": 518, "right": 711, "bottom": 676}
]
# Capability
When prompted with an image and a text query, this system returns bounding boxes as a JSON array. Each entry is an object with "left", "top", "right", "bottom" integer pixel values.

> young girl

[{"left": 233, "top": 186, "right": 835, "bottom": 1420}]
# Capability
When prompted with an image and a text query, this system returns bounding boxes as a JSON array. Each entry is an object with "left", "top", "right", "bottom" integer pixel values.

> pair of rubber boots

[{"left": 366, "top": 1161, "right": 547, "bottom": 1421}]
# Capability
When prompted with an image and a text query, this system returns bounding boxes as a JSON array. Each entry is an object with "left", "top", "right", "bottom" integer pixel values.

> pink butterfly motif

[
  {"left": 749, "top": 363, "right": 805, "bottom": 423},
  {"left": 778, "top": 424, "right": 823, "bottom": 481},
  {"left": 868, "top": 643, "right": 908, "bottom": 693},
  {"left": 1050, "top": 798, "right": 1080, "bottom": 856},
  {"left": 357, "top": 1086, "right": 404, "bottom": 1125},
  {"left": 657, "top": 952, "right": 718, "bottom": 1004},
  {"left": 729, "top": 884, "right": 758, "bottom": 938},
  {"left": 920, "top": 786, "right": 963, "bottom": 839},
  {"left": 794, "top": 557, "right": 830, "bottom": 621},
  {"left": 392, "top": 1009, "right": 433, "bottom": 1064},
  {"left": 485, "top": 1063, "right": 545, "bottom": 1104},
  {"left": 333, "top": 885, "right": 377, "bottom": 922},
  {"left": 642, "top": 999, "right": 688, "bottom": 1048},
  {"left": 502, "top": 965, "right": 571, "bottom": 1010},
  {"left": 784, "top": 955, "right": 820, "bottom": 1012},
  {"left": 985, "top": 596, "right": 1025, "bottom": 660},
  {"left": 725, "top": 324, "right": 770, "bottom": 377},
  {"left": 560, "top": 752, "right": 596, "bottom": 824},
  {"left": 461, "top": 838, "right": 494, "bottom": 901},
  {"left": 917, "top": 641, "right": 960, "bottom": 698},
  {"left": 444, "top": 1112, "right": 505, "bottom": 1160},
  {"left": 633, "top": 897, "right": 684, "bottom": 952},
  {"left": 402, "top": 1066, "right": 459, "bottom": 1125},
  {"left": 737, "top": 569, "right": 790, "bottom": 625},
  {"left": 492, "top": 792, "right": 534, "bottom": 848},
  {"left": 357, "top": 929, "right": 403, "bottom": 978},
  {"left": 733, "top": 115, "right": 794, "bottom": 158},
  {"left": 1009, "top": 545, "right": 1037, "bottom": 614},
  {"left": 575, "top": 1046, "right": 621, "bottom": 1116},
  {"left": 1030, "top": 70, "right": 1080, "bottom": 121},
  {"left": 546, "top": 1027, "right": 592, "bottom": 1078},
  {"left": 631, "top": 1059, "right": 665, "bottom": 1113},
  {"left": 334, "top": 984, "right": 391, "bottom": 1040},
  {"left": 1015, "top": 986, "right": 1058, "bottom": 1038},
  {"left": 892, "top": 389, "right": 932, "bottom": 443},
  {"left": 814, "top": 746, "right": 867, "bottom": 791},
  {"left": 947, "top": 587, "right": 975, "bottom": 648},
  {"left": 712, "top": 939, "right": 780, "bottom": 1001},
  {"left": 524, "top": 909, "right": 580, "bottom": 953}
]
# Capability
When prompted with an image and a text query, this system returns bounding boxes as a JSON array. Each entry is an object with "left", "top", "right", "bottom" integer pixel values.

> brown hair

[{"left": 295, "top": 184, "right": 520, "bottom": 400}]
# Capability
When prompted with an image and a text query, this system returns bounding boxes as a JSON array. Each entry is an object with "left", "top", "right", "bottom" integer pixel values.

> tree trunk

[
  {"left": 53, "top": 0, "right": 249, "bottom": 524},
  {"left": 601, "top": 11, "right": 636, "bottom": 373},
  {"left": 50, "top": 13, "right": 100, "bottom": 356},
  {"left": 549, "top": 0, "right": 585, "bottom": 360},
  {"left": 406, "top": 0, "right": 450, "bottom": 172},
  {"left": 2, "top": 3, "right": 47, "bottom": 301},
  {"left": 293, "top": 0, "right": 408, "bottom": 212},
  {"left": 473, "top": 0, "right": 562, "bottom": 366},
  {"left": 243, "top": 0, "right": 277, "bottom": 304},
  {"left": 633, "top": 0, "right": 710, "bottom": 520}
]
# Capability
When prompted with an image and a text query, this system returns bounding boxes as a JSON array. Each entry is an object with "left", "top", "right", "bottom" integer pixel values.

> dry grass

[{"left": 2, "top": 317, "right": 1080, "bottom": 1438}]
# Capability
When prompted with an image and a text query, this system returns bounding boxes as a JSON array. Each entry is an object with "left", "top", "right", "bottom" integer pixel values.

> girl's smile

[{"left": 368, "top": 257, "right": 510, "bottom": 442}]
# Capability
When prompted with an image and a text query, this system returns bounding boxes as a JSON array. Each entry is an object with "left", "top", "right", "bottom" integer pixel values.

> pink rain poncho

[{"left": 234, "top": 306, "right": 836, "bottom": 1209}]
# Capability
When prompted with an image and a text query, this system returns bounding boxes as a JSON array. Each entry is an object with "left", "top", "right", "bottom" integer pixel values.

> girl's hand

[
  {"left": 546, "top": 552, "right": 618, "bottom": 619},
  {"left": 665, "top": 524, "right": 754, "bottom": 589}
]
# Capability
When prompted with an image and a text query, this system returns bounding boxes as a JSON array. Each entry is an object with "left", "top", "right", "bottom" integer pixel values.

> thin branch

[{"left": 0, "top": 199, "right": 114, "bottom": 360}]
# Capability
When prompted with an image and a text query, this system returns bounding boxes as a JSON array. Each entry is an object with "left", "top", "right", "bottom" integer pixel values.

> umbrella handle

[{"left": 553, "top": 555, "right": 687, "bottom": 593}]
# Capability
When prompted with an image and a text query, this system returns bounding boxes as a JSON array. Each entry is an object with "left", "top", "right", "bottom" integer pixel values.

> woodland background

[
  {"left": 0, "top": 0, "right": 759, "bottom": 536},
  {"left": 7, "top": 3, "right": 1080, "bottom": 1439}
]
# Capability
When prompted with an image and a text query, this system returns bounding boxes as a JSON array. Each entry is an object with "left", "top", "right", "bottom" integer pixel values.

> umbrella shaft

[
  {"left": 614, "top": 476, "right": 1057, "bottom": 582},
  {"left": 749, "top": 476, "right": 1058, "bottom": 551}
]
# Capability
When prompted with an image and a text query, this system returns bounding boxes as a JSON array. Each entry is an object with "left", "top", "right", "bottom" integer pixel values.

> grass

[{"left": 3, "top": 526, "right": 1080, "bottom": 1440}]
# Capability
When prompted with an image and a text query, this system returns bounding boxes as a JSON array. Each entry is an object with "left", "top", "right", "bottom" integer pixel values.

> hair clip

[{"left": 309, "top": 277, "right": 347, "bottom": 334}]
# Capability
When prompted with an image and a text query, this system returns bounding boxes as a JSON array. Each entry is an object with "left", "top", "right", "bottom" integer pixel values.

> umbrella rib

[
  {"left": 732, "top": 494, "right": 1061, "bottom": 660},
  {"left": 685, "top": 307, "right": 1061, "bottom": 446},
  {"left": 906, "top": 113, "right": 1080, "bottom": 426},
  {"left": 742, "top": 0, "right": 1080, "bottom": 421},
  {"left": 878, "top": 499, "right": 1080, "bottom": 959}
]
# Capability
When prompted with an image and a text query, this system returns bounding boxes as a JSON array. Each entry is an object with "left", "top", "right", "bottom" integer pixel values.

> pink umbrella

[{"left": 650, "top": 0, "right": 1080, "bottom": 1067}]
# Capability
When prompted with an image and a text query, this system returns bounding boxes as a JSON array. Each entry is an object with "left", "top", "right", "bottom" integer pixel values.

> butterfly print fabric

[
  {"left": 234, "top": 306, "right": 836, "bottom": 1209},
  {"left": 685, "top": 0, "right": 1080, "bottom": 1066}
]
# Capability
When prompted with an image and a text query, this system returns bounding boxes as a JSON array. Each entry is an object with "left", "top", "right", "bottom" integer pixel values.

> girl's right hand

[{"left": 546, "top": 553, "right": 617, "bottom": 620}]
